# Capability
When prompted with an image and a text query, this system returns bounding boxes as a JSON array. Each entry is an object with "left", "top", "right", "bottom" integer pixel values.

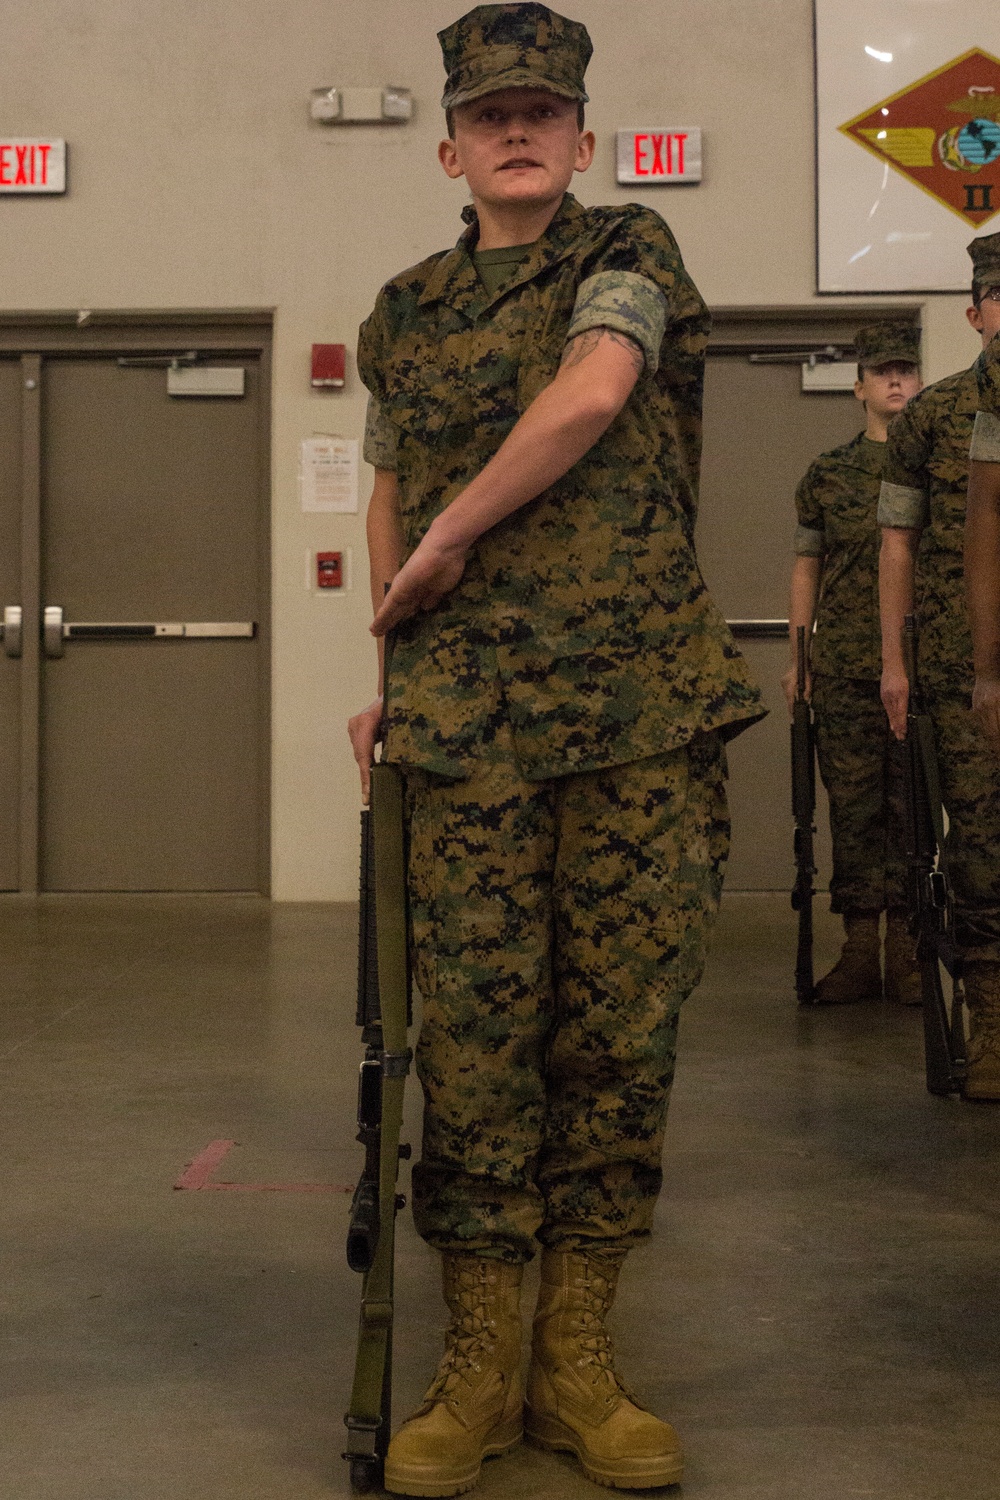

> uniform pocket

[{"left": 676, "top": 732, "right": 730, "bottom": 995}]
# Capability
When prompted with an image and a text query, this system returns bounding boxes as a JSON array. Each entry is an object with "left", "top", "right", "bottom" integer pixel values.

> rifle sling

[
  {"left": 913, "top": 713, "right": 952, "bottom": 885},
  {"left": 345, "top": 762, "right": 411, "bottom": 1459}
]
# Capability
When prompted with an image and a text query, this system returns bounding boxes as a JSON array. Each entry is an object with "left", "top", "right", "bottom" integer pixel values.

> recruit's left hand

[
  {"left": 371, "top": 527, "right": 468, "bottom": 636},
  {"left": 881, "top": 667, "right": 909, "bottom": 742}
]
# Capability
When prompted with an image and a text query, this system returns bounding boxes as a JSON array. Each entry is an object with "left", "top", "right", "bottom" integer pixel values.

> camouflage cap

[
  {"left": 439, "top": 3, "right": 592, "bottom": 111},
  {"left": 969, "top": 230, "right": 1000, "bottom": 291},
  {"left": 853, "top": 320, "right": 921, "bottom": 369}
]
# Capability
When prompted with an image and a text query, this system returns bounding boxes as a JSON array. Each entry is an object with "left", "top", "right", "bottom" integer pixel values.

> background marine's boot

[
  {"left": 813, "top": 910, "right": 882, "bottom": 1004},
  {"left": 525, "top": 1248, "right": 683, "bottom": 1490},
  {"left": 384, "top": 1255, "right": 523, "bottom": 1498},
  {"left": 963, "top": 960, "right": 1000, "bottom": 1102},
  {"left": 883, "top": 909, "right": 923, "bottom": 1006}
]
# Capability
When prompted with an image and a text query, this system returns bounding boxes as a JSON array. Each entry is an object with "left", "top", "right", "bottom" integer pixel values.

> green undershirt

[{"left": 472, "top": 242, "right": 535, "bottom": 298}]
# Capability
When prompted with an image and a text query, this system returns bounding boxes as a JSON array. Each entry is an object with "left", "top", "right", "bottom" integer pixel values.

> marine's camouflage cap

[
  {"left": 969, "top": 230, "right": 1000, "bottom": 291},
  {"left": 439, "top": 3, "right": 592, "bottom": 110},
  {"left": 853, "top": 320, "right": 921, "bottom": 368}
]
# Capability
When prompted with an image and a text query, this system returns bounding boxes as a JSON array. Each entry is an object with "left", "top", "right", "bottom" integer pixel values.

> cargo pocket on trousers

[{"left": 676, "top": 732, "right": 730, "bottom": 998}]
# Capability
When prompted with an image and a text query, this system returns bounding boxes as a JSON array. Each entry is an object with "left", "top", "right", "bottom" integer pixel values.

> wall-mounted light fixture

[{"left": 309, "top": 87, "right": 413, "bottom": 125}]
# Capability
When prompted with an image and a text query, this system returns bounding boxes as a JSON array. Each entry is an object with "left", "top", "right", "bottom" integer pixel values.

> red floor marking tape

[
  {"left": 175, "top": 1139, "right": 237, "bottom": 1189},
  {"left": 173, "top": 1139, "right": 353, "bottom": 1194}
]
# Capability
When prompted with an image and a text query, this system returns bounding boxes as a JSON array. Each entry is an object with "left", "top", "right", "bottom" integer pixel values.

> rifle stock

[
  {"left": 790, "top": 626, "right": 817, "bottom": 1004},
  {"left": 901, "top": 615, "right": 966, "bottom": 1096}
]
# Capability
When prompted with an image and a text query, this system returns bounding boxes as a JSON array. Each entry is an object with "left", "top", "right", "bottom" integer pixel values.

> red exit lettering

[
  {"left": 0, "top": 140, "right": 60, "bottom": 193},
  {"left": 0, "top": 143, "right": 49, "bottom": 185},
  {"left": 632, "top": 132, "right": 689, "bottom": 177}
]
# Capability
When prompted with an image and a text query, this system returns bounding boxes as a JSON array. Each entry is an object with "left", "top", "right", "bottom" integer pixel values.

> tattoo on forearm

[{"left": 560, "top": 326, "right": 645, "bottom": 375}]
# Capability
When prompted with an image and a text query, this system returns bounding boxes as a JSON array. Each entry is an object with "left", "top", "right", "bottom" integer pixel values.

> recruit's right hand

[
  {"left": 348, "top": 697, "right": 383, "bottom": 805},
  {"left": 973, "top": 675, "right": 1000, "bottom": 753},
  {"left": 781, "top": 664, "right": 812, "bottom": 717},
  {"left": 881, "top": 668, "right": 909, "bottom": 741}
]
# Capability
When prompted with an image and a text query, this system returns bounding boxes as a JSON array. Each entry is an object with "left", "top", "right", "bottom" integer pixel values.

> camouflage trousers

[
  {"left": 924, "top": 678, "right": 1000, "bottom": 961},
  {"left": 404, "top": 722, "right": 729, "bottom": 1264},
  {"left": 811, "top": 675, "right": 908, "bottom": 915}
]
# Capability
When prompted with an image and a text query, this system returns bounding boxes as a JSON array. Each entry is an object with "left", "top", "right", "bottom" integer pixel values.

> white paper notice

[{"left": 299, "top": 436, "right": 359, "bottom": 513}]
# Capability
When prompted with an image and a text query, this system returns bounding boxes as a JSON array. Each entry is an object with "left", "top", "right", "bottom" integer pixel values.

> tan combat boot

[
  {"left": 813, "top": 910, "right": 882, "bottom": 1004},
  {"left": 384, "top": 1255, "right": 523, "bottom": 1497},
  {"left": 525, "top": 1249, "right": 683, "bottom": 1490},
  {"left": 883, "top": 909, "right": 923, "bottom": 1006},
  {"left": 963, "top": 960, "right": 1000, "bottom": 1102}
]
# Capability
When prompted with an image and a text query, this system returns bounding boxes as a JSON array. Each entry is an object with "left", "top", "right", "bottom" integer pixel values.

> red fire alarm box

[
  {"left": 317, "top": 551, "right": 343, "bottom": 588},
  {"left": 311, "top": 344, "right": 346, "bottom": 388}
]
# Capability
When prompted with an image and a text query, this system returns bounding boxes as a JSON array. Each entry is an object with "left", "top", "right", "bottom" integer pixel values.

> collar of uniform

[
  {"left": 417, "top": 192, "right": 587, "bottom": 312},
  {"left": 850, "top": 431, "right": 887, "bottom": 472}
]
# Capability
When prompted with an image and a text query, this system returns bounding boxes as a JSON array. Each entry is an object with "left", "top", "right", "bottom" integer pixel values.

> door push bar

[
  {"left": 726, "top": 619, "right": 790, "bottom": 640},
  {"left": 1, "top": 604, "right": 23, "bottom": 659},
  {"left": 42, "top": 606, "right": 255, "bottom": 659}
]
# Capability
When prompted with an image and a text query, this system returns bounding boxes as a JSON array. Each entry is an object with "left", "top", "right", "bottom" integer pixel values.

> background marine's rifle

[
  {"left": 790, "top": 625, "right": 817, "bottom": 1004},
  {"left": 343, "top": 742, "right": 412, "bottom": 1493},
  {"left": 901, "top": 614, "right": 966, "bottom": 1097}
]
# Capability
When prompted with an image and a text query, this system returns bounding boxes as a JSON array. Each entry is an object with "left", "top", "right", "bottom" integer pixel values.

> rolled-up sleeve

[
  {"left": 564, "top": 270, "right": 668, "bottom": 375},
  {"left": 970, "top": 409, "right": 1000, "bottom": 463},
  {"left": 794, "top": 465, "right": 827, "bottom": 556},
  {"left": 571, "top": 205, "right": 708, "bottom": 388},
  {"left": 975, "top": 332, "right": 1000, "bottom": 417},
  {"left": 363, "top": 395, "right": 400, "bottom": 471},
  {"left": 879, "top": 400, "right": 931, "bottom": 529},
  {"left": 878, "top": 480, "right": 928, "bottom": 528},
  {"left": 794, "top": 524, "right": 825, "bottom": 556}
]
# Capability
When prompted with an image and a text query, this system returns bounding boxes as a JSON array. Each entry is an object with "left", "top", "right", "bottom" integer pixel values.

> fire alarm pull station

[
  {"left": 311, "top": 344, "right": 346, "bottom": 388},
  {"left": 317, "top": 551, "right": 343, "bottom": 589}
]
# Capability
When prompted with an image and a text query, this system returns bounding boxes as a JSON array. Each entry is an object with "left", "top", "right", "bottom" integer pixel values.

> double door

[{"left": 0, "top": 321, "right": 270, "bottom": 892}]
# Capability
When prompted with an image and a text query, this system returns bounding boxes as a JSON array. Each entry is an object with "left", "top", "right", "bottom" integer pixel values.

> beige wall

[{"left": 2, "top": 0, "right": 984, "bottom": 899}]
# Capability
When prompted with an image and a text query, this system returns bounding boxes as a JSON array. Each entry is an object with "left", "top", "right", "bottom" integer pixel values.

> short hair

[
  {"left": 973, "top": 281, "right": 985, "bottom": 307},
  {"left": 446, "top": 100, "right": 586, "bottom": 139}
]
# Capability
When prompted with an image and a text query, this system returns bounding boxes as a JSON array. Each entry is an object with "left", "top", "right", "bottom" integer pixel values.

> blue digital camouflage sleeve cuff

[
  {"left": 878, "top": 480, "right": 929, "bottom": 528},
  {"left": 564, "top": 270, "right": 668, "bottom": 374},
  {"left": 363, "top": 395, "right": 400, "bottom": 471},
  {"left": 794, "top": 524, "right": 826, "bottom": 556}
]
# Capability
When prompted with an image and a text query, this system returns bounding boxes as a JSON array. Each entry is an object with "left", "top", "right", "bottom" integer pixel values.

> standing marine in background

[
  {"left": 965, "top": 325, "right": 1000, "bottom": 751},
  {"left": 879, "top": 232, "right": 1000, "bottom": 1102},
  {"left": 784, "top": 322, "right": 922, "bottom": 1005},
  {"left": 349, "top": 3, "right": 764, "bottom": 1493}
]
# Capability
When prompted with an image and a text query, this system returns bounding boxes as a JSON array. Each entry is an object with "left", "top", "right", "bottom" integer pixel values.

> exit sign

[
  {"left": 0, "top": 139, "right": 66, "bottom": 194},
  {"left": 616, "top": 128, "right": 702, "bottom": 185}
]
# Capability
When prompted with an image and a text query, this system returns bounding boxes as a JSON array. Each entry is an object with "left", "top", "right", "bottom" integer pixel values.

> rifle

[
  {"left": 901, "top": 614, "right": 966, "bottom": 1097},
  {"left": 790, "top": 625, "right": 817, "bottom": 1004},
  {"left": 343, "top": 721, "right": 412, "bottom": 1491}
]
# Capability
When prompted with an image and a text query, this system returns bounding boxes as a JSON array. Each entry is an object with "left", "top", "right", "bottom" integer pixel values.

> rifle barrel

[{"left": 790, "top": 626, "right": 816, "bottom": 1003}]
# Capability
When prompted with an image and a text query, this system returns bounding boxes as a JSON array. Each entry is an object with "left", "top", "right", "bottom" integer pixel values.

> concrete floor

[{"left": 1, "top": 893, "right": 997, "bottom": 1500}]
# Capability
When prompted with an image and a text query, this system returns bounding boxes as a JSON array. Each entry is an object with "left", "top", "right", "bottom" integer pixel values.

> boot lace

[
  {"left": 569, "top": 1258, "right": 646, "bottom": 1408},
  {"left": 573, "top": 1262, "right": 616, "bottom": 1374},
  {"left": 426, "top": 1262, "right": 499, "bottom": 1403}
]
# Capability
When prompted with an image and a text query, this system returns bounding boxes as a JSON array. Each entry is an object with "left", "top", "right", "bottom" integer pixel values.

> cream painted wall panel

[{"left": 0, "top": 0, "right": 987, "bottom": 897}]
